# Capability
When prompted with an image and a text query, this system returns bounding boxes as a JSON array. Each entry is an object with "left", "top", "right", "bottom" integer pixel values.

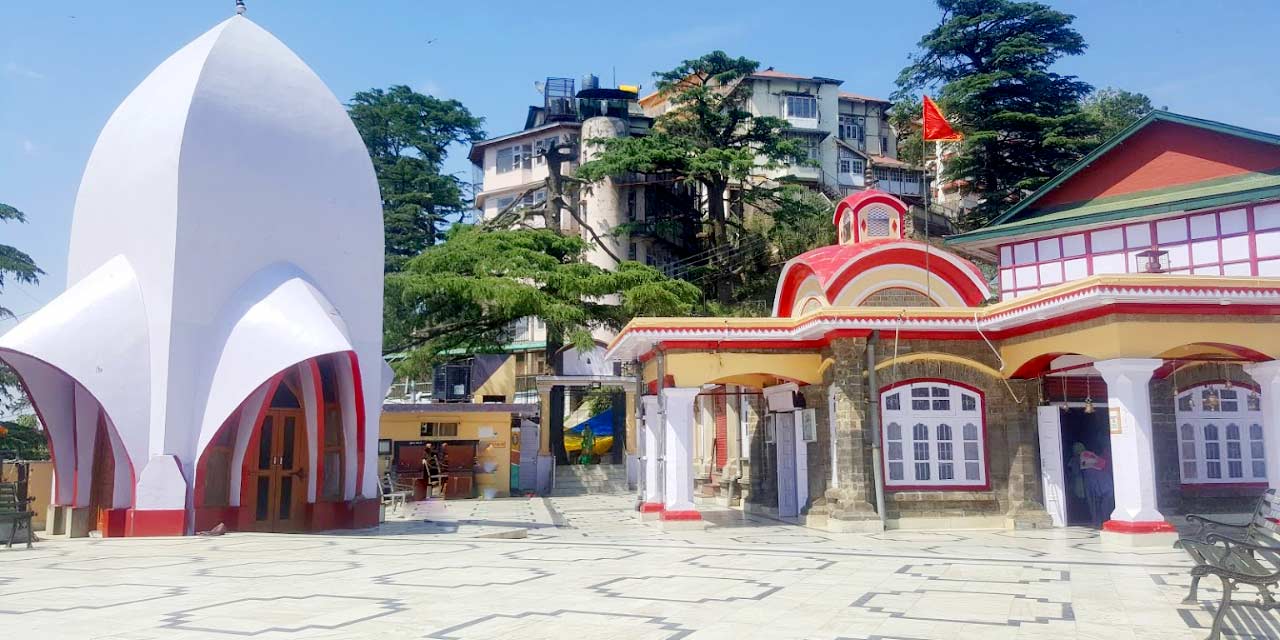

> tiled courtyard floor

[{"left": 2, "top": 494, "right": 1277, "bottom": 639}]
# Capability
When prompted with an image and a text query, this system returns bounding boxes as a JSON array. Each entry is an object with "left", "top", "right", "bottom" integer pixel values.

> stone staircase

[{"left": 552, "top": 463, "right": 630, "bottom": 496}]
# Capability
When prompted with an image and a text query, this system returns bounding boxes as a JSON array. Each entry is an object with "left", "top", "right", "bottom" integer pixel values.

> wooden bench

[{"left": 0, "top": 482, "right": 35, "bottom": 549}]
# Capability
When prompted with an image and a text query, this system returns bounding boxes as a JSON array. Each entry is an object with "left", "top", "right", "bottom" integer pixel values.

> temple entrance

[
  {"left": 247, "top": 384, "right": 308, "bottom": 532},
  {"left": 1060, "top": 406, "right": 1115, "bottom": 527}
]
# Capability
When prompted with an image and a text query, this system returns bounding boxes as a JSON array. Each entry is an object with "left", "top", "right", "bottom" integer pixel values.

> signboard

[{"left": 1108, "top": 407, "right": 1123, "bottom": 435}]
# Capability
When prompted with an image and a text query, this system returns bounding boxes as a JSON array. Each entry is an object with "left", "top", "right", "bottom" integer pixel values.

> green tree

[
  {"left": 1, "top": 202, "right": 42, "bottom": 416},
  {"left": 1083, "top": 87, "right": 1154, "bottom": 140},
  {"left": 383, "top": 225, "right": 700, "bottom": 376},
  {"left": 577, "top": 51, "right": 815, "bottom": 304},
  {"left": 348, "top": 85, "right": 486, "bottom": 272},
  {"left": 0, "top": 415, "right": 49, "bottom": 460},
  {"left": 895, "top": 0, "right": 1102, "bottom": 229}
]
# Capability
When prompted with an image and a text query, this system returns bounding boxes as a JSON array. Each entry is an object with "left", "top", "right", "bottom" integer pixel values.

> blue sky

[{"left": 3, "top": 0, "right": 1278, "bottom": 324}]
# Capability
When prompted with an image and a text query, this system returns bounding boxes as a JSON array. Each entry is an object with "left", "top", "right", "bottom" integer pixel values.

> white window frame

[
  {"left": 495, "top": 143, "right": 533, "bottom": 174},
  {"left": 881, "top": 381, "right": 987, "bottom": 489},
  {"left": 1176, "top": 383, "right": 1266, "bottom": 484},
  {"left": 838, "top": 114, "right": 863, "bottom": 141},
  {"left": 785, "top": 94, "right": 818, "bottom": 120}
]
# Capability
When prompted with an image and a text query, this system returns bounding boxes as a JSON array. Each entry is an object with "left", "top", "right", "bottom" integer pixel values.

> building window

[
  {"left": 785, "top": 133, "right": 820, "bottom": 163},
  {"left": 533, "top": 136, "right": 558, "bottom": 166},
  {"left": 420, "top": 422, "right": 460, "bottom": 438},
  {"left": 1176, "top": 383, "right": 1265, "bottom": 484},
  {"left": 839, "top": 115, "right": 863, "bottom": 142},
  {"left": 785, "top": 94, "right": 818, "bottom": 120},
  {"left": 997, "top": 204, "right": 1277, "bottom": 301},
  {"left": 881, "top": 381, "right": 986, "bottom": 488},
  {"left": 864, "top": 205, "right": 892, "bottom": 237},
  {"left": 838, "top": 155, "right": 865, "bottom": 176},
  {"left": 496, "top": 143, "right": 533, "bottom": 173}
]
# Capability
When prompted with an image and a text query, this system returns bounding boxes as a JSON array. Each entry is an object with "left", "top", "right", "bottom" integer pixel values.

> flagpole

[{"left": 923, "top": 123, "right": 931, "bottom": 302}]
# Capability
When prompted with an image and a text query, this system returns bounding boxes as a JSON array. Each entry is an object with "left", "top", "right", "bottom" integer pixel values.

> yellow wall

[
  {"left": 643, "top": 351, "right": 825, "bottom": 388},
  {"left": 379, "top": 410, "right": 514, "bottom": 498},
  {"left": 1001, "top": 318, "right": 1280, "bottom": 377},
  {"left": 1, "top": 460, "right": 52, "bottom": 528}
]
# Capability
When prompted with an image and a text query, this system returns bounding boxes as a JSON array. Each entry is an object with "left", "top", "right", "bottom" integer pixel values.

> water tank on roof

[{"left": 582, "top": 74, "right": 599, "bottom": 91}]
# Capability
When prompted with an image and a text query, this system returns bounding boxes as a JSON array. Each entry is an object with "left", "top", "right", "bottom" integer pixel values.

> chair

[{"left": 379, "top": 473, "right": 408, "bottom": 514}]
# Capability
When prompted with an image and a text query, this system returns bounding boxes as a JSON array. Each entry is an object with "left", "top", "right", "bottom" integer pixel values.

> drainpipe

[{"left": 866, "top": 331, "right": 887, "bottom": 528}]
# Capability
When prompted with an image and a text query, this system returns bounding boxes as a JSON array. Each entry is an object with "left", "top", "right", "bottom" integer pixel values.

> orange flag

[{"left": 922, "top": 95, "right": 963, "bottom": 142}]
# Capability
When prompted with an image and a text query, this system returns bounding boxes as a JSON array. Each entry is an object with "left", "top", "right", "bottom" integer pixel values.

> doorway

[
  {"left": 1060, "top": 407, "right": 1114, "bottom": 527},
  {"left": 88, "top": 414, "right": 116, "bottom": 534},
  {"left": 247, "top": 383, "right": 308, "bottom": 532}
]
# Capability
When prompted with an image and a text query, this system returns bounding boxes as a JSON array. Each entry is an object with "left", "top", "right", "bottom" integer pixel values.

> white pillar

[
  {"left": 1093, "top": 358, "right": 1175, "bottom": 542},
  {"left": 1245, "top": 361, "right": 1280, "bottom": 492},
  {"left": 639, "top": 396, "right": 663, "bottom": 519},
  {"left": 661, "top": 387, "right": 701, "bottom": 522}
]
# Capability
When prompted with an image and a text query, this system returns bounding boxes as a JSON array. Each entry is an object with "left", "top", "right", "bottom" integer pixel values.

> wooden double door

[{"left": 248, "top": 409, "right": 307, "bottom": 532}]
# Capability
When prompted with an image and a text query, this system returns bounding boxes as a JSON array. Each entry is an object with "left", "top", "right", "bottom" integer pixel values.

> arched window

[
  {"left": 880, "top": 381, "right": 986, "bottom": 488},
  {"left": 1176, "top": 383, "right": 1265, "bottom": 484},
  {"left": 864, "top": 205, "right": 892, "bottom": 238}
]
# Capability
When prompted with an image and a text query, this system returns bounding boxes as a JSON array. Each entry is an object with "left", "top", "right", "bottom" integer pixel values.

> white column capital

[
  {"left": 1245, "top": 360, "right": 1280, "bottom": 385},
  {"left": 1093, "top": 358, "right": 1162, "bottom": 384},
  {"left": 660, "top": 386, "right": 702, "bottom": 402}
]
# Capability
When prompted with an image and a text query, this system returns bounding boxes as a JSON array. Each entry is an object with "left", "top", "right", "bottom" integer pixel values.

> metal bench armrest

[
  {"left": 1187, "top": 513, "right": 1249, "bottom": 529},
  {"left": 1208, "top": 533, "right": 1280, "bottom": 555}
]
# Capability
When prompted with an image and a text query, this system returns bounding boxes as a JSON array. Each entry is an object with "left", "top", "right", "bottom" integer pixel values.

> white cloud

[
  {"left": 417, "top": 80, "right": 443, "bottom": 97},
  {"left": 3, "top": 62, "right": 45, "bottom": 80}
]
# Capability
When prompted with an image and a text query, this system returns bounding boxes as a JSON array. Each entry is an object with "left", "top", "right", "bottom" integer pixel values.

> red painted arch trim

[
  {"left": 774, "top": 262, "right": 821, "bottom": 319},
  {"left": 309, "top": 358, "right": 325, "bottom": 502},
  {"left": 877, "top": 378, "right": 993, "bottom": 493},
  {"left": 832, "top": 190, "right": 909, "bottom": 226},
  {"left": 346, "top": 352, "right": 367, "bottom": 497},
  {"left": 238, "top": 373, "right": 285, "bottom": 508},
  {"left": 1102, "top": 519, "right": 1176, "bottom": 533},
  {"left": 0, "top": 350, "right": 138, "bottom": 508},
  {"left": 823, "top": 247, "right": 989, "bottom": 307}
]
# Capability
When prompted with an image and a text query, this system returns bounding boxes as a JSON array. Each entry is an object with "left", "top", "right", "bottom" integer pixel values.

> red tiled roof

[
  {"left": 839, "top": 91, "right": 890, "bottom": 104},
  {"left": 868, "top": 154, "right": 911, "bottom": 169},
  {"left": 753, "top": 69, "right": 812, "bottom": 81}
]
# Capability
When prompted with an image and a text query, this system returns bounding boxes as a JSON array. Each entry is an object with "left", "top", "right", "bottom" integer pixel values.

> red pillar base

[
  {"left": 1100, "top": 519, "right": 1178, "bottom": 547},
  {"left": 638, "top": 502, "right": 664, "bottom": 522},
  {"left": 350, "top": 498, "right": 380, "bottom": 529},
  {"left": 658, "top": 509, "right": 706, "bottom": 531},
  {"left": 125, "top": 509, "right": 187, "bottom": 537}
]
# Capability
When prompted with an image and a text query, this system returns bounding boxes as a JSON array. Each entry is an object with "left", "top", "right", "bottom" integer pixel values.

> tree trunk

[{"left": 705, "top": 179, "right": 731, "bottom": 305}]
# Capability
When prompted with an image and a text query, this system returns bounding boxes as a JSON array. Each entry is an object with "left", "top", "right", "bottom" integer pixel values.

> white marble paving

[{"left": 0, "top": 494, "right": 1276, "bottom": 639}]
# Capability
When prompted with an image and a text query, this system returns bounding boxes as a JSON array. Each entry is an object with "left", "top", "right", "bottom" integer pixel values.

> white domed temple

[{"left": 0, "top": 15, "right": 388, "bottom": 536}]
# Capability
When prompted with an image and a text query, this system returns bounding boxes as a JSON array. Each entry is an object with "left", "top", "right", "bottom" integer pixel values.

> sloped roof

[
  {"left": 949, "top": 111, "right": 1280, "bottom": 247},
  {"left": 838, "top": 91, "right": 890, "bottom": 104}
]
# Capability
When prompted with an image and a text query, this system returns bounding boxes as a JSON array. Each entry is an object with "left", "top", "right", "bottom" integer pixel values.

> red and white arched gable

[
  {"left": 774, "top": 191, "right": 991, "bottom": 317},
  {"left": 834, "top": 190, "right": 907, "bottom": 244}
]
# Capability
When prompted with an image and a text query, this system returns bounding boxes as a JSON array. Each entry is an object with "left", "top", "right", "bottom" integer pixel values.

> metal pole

[
  {"left": 866, "top": 331, "right": 887, "bottom": 528},
  {"left": 655, "top": 348, "right": 667, "bottom": 506},
  {"left": 922, "top": 136, "right": 931, "bottom": 301}
]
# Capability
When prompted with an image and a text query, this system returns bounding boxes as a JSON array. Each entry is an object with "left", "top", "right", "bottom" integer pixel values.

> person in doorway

[{"left": 1079, "top": 445, "right": 1113, "bottom": 527}]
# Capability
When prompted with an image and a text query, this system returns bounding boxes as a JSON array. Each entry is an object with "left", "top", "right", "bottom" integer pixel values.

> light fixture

[
  {"left": 1059, "top": 375, "right": 1070, "bottom": 412},
  {"left": 1083, "top": 375, "right": 1095, "bottom": 414}
]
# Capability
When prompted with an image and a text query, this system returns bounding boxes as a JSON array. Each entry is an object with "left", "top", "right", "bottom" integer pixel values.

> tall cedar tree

[
  {"left": 348, "top": 85, "right": 486, "bottom": 272},
  {"left": 895, "top": 0, "right": 1101, "bottom": 229},
  {"left": 1, "top": 202, "right": 41, "bottom": 416},
  {"left": 576, "top": 52, "right": 810, "bottom": 304},
  {"left": 384, "top": 225, "right": 700, "bottom": 377}
]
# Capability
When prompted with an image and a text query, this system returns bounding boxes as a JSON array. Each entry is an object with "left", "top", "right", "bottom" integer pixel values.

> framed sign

[{"left": 1108, "top": 407, "right": 1123, "bottom": 435}]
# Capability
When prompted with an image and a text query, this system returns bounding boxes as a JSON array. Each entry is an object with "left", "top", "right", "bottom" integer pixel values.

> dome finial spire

[{"left": 235, "top": 0, "right": 246, "bottom": 15}]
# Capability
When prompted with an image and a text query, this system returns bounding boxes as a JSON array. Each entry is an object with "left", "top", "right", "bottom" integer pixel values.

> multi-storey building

[
  {"left": 638, "top": 67, "right": 923, "bottom": 202},
  {"left": 469, "top": 76, "right": 699, "bottom": 273}
]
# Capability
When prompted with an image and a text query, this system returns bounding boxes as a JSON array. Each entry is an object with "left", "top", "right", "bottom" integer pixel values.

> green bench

[
  {"left": 1177, "top": 490, "right": 1280, "bottom": 639},
  {"left": 0, "top": 482, "right": 35, "bottom": 549}
]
